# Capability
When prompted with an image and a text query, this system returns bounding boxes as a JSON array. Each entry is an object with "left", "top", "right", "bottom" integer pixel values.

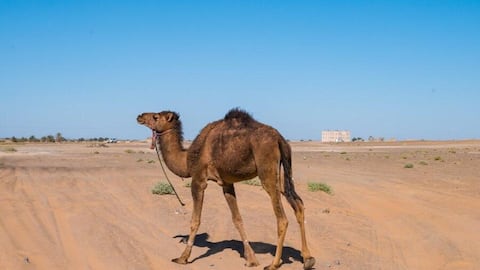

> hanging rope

[{"left": 154, "top": 139, "right": 185, "bottom": 207}]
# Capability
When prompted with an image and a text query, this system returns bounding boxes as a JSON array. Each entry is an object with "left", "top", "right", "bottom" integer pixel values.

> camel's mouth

[
  {"left": 137, "top": 114, "right": 157, "bottom": 149},
  {"left": 136, "top": 117, "right": 146, "bottom": 125}
]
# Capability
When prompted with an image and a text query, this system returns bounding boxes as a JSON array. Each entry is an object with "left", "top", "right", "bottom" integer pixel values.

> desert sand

[{"left": 1, "top": 140, "right": 479, "bottom": 270}]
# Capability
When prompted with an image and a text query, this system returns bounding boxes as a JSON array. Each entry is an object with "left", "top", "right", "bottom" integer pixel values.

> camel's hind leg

[
  {"left": 285, "top": 196, "right": 315, "bottom": 269},
  {"left": 262, "top": 174, "right": 288, "bottom": 270},
  {"left": 172, "top": 178, "right": 207, "bottom": 264},
  {"left": 223, "top": 184, "right": 259, "bottom": 267}
]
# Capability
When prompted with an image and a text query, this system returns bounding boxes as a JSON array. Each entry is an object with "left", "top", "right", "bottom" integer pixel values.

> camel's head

[
  {"left": 137, "top": 111, "right": 181, "bottom": 149},
  {"left": 137, "top": 111, "right": 179, "bottom": 133}
]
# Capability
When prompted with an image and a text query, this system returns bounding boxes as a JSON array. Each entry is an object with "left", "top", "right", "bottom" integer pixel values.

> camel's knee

[
  {"left": 286, "top": 196, "right": 304, "bottom": 212},
  {"left": 286, "top": 198, "right": 306, "bottom": 223},
  {"left": 295, "top": 208, "right": 305, "bottom": 224}
]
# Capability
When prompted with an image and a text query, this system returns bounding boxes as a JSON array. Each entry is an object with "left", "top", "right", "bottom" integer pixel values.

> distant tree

[
  {"left": 11, "top": 136, "right": 18, "bottom": 143},
  {"left": 29, "top": 135, "right": 39, "bottom": 142},
  {"left": 55, "top": 132, "right": 65, "bottom": 143},
  {"left": 46, "top": 135, "right": 55, "bottom": 143},
  {"left": 78, "top": 138, "right": 85, "bottom": 142},
  {"left": 352, "top": 137, "right": 364, "bottom": 142}
]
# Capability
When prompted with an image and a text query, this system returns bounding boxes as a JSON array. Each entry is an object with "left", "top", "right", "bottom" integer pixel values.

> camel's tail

[{"left": 279, "top": 137, "right": 303, "bottom": 211}]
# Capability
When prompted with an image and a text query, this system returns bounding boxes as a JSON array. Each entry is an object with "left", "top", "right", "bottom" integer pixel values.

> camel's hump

[
  {"left": 223, "top": 108, "right": 257, "bottom": 128},
  {"left": 224, "top": 108, "right": 255, "bottom": 121}
]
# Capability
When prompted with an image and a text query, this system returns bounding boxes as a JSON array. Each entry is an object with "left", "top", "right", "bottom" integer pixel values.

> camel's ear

[{"left": 166, "top": 112, "right": 175, "bottom": 122}]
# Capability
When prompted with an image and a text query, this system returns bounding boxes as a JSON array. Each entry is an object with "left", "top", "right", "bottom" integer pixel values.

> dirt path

[{"left": 1, "top": 141, "right": 479, "bottom": 269}]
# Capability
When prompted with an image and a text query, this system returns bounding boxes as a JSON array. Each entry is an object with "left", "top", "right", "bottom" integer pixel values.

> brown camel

[{"left": 137, "top": 108, "right": 315, "bottom": 270}]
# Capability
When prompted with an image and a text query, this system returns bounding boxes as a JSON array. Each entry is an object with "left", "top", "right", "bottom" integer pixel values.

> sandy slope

[{"left": 0, "top": 141, "right": 479, "bottom": 270}]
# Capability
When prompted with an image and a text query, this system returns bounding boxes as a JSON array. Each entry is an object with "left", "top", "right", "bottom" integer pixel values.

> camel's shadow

[{"left": 173, "top": 233, "right": 303, "bottom": 265}]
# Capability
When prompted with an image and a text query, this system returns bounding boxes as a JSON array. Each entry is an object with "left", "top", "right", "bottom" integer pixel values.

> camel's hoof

[
  {"left": 172, "top": 257, "right": 188, "bottom": 264},
  {"left": 303, "top": 256, "right": 316, "bottom": 270},
  {"left": 245, "top": 260, "right": 260, "bottom": 267},
  {"left": 263, "top": 262, "right": 282, "bottom": 270}
]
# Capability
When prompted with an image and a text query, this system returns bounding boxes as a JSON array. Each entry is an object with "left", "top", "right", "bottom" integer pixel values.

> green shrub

[
  {"left": 404, "top": 163, "right": 414, "bottom": 168},
  {"left": 418, "top": 161, "right": 428, "bottom": 166},
  {"left": 152, "top": 182, "right": 175, "bottom": 195},
  {"left": 308, "top": 182, "right": 332, "bottom": 195},
  {"left": 242, "top": 178, "right": 262, "bottom": 186},
  {"left": 125, "top": 149, "right": 136, "bottom": 154}
]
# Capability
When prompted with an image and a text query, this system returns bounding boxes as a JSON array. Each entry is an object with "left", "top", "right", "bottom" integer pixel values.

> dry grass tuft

[
  {"left": 1, "top": 147, "right": 17, "bottom": 152},
  {"left": 152, "top": 182, "right": 175, "bottom": 195},
  {"left": 242, "top": 178, "right": 262, "bottom": 186},
  {"left": 308, "top": 182, "right": 332, "bottom": 194}
]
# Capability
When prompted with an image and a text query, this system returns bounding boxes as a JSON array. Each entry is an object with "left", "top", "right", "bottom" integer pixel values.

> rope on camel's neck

[{"left": 154, "top": 130, "right": 185, "bottom": 207}]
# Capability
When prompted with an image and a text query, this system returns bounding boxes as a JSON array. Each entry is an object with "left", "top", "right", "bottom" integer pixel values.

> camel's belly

[{"left": 208, "top": 145, "right": 256, "bottom": 182}]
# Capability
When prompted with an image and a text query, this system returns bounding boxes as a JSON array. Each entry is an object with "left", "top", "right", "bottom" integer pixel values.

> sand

[{"left": 1, "top": 140, "right": 479, "bottom": 270}]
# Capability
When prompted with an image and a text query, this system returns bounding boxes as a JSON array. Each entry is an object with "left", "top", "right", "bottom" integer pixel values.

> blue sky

[{"left": 1, "top": 1, "right": 479, "bottom": 140}]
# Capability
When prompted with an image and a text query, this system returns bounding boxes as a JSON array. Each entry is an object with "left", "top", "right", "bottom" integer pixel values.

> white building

[{"left": 322, "top": 130, "right": 351, "bottom": 142}]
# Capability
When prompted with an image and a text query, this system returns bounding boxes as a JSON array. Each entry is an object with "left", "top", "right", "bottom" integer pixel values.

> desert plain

[{"left": 1, "top": 140, "right": 479, "bottom": 270}]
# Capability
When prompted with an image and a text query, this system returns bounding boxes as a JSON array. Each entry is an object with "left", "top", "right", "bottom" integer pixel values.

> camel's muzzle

[{"left": 137, "top": 115, "right": 145, "bottom": 124}]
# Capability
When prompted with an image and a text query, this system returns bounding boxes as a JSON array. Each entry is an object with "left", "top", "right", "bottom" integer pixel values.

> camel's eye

[{"left": 153, "top": 115, "right": 158, "bottom": 121}]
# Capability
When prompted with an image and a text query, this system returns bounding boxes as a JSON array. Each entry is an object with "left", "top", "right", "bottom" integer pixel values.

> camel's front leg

[{"left": 172, "top": 179, "right": 207, "bottom": 264}]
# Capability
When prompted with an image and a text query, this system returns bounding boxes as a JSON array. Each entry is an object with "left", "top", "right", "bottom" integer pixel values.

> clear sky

[{"left": 1, "top": 1, "right": 479, "bottom": 141}]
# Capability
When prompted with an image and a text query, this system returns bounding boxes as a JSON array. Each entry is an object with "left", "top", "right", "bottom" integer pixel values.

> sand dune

[{"left": 1, "top": 141, "right": 479, "bottom": 269}]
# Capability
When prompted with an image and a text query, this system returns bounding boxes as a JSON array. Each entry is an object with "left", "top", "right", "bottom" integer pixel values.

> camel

[{"left": 137, "top": 108, "right": 315, "bottom": 270}]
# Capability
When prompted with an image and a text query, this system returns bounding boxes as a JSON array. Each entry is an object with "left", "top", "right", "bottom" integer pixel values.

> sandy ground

[{"left": 1, "top": 140, "right": 479, "bottom": 270}]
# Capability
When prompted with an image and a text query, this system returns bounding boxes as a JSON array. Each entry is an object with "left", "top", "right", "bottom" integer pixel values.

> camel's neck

[{"left": 157, "top": 130, "right": 190, "bottom": 178}]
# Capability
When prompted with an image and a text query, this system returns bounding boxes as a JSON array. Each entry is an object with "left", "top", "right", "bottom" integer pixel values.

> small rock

[
  {"left": 175, "top": 208, "right": 187, "bottom": 215},
  {"left": 24, "top": 257, "right": 30, "bottom": 264},
  {"left": 335, "top": 259, "right": 341, "bottom": 265},
  {"left": 322, "top": 208, "right": 330, "bottom": 214}
]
